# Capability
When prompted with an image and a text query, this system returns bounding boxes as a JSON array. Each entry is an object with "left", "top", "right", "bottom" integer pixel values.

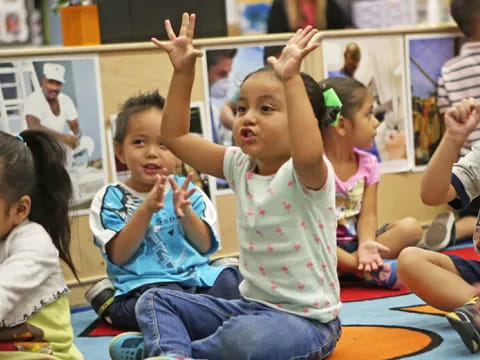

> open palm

[
  {"left": 151, "top": 13, "right": 203, "bottom": 72},
  {"left": 268, "top": 26, "right": 319, "bottom": 80},
  {"left": 357, "top": 240, "right": 390, "bottom": 272},
  {"left": 169, "top": 173, "right": 196, "bottom": 218}
]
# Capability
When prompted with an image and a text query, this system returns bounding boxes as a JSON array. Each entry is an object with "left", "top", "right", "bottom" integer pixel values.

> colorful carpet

[{"left": 71, "top": 244, "right": 478, "bottom": 359}]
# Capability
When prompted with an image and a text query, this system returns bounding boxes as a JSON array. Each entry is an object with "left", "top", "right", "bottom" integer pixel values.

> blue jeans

[
  {"left": 105, "top": 267, "right": 242, "bottom": 330},
  {"left": 135, "top": 289, "right": 342, "bottom": 360}
]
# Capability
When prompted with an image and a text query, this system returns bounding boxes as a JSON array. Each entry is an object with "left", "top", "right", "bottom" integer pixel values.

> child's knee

[
  {"left": 134, "top": 288, "right": 158, "bottom": 319},
  {"left": 397, "top": 246, "right": 424, "bottom": 276},
  {"left": 399, "top": 217, "right": 423, "bottom": 242}
]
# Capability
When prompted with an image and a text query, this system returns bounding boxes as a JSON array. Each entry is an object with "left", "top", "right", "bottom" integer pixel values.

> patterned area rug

[{"left": 72, "top": 245, "right": 478, "bottom": 359}]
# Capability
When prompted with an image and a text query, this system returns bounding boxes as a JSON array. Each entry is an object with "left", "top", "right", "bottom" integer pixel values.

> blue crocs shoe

[
  {"left": 363, "top": 259, "right": 403, "bottom": 289},
  {"left": 109, "top": 331, "right": 144, "bottom": 360}
]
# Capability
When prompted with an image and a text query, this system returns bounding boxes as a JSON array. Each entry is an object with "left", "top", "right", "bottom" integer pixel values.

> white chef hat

[{"left": 43, "top": 63, "right": 65, "bottom": 83}]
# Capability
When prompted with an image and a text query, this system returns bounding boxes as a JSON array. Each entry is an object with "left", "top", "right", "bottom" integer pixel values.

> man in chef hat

[{"left": 24, "top": 62, "right": 81, "bottom": 149}]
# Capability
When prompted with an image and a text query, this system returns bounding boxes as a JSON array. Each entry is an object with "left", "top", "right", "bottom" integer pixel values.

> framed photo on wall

[
  {"left": 0, "top": 55, "right": 108, "bottom": 216},
  {"left": 321, "top": 35, "right": 413, "bottom": 174},
  {"left": 405, "top": 33, "right": 463, "bottom": 171}
]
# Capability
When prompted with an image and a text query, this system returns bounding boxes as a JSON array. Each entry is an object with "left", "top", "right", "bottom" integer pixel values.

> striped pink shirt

[{"left": 438, "top": 41, "right": 480, "bottom": 156}]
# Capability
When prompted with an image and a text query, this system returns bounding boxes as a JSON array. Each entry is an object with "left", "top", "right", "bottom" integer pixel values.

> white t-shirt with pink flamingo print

[{"left": 223, "top": 147, "right": 341, "bottom": 322}]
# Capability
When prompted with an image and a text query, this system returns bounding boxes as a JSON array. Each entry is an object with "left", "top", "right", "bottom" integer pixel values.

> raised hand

[
  {"left": 267, "top": 26, "right": 319, "bottom": 80},
  {"left": 144, "top": 170, "right": 168, "bottom": 213},
  {"left": 444, "top": 98, "right": 480, "bottom": 142},
  {"left": 357, "top": 240, "right": 390, "bottom": 272},
  {"left": 151, "top": 13, "right": 203, "bottom": 72},
  {"left": 169, "top": 173, "right": 197, "bottom": 218}
]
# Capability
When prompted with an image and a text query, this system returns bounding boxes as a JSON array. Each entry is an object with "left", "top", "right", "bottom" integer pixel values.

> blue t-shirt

[{"left": 89, "top": 177, "right": 222, "bottom": 296}]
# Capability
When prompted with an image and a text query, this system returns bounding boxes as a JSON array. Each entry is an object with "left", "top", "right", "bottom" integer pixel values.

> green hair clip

[{"left": 323, "top": 88, "right": 342, "bottom": 126}]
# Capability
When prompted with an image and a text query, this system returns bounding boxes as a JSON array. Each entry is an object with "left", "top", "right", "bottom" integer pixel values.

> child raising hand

[
  {"left": 131, "top": 13, "right": 342, "bottom": 360},
  {"left": 398, "top": 98, "right": 480, "bottom": 354}
]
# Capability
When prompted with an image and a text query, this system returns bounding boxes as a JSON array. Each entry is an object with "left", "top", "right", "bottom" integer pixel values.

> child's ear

[
  {"left": 13, "top": 195, "right": 31, "bottom": 225},
  {"left": 334, "top": 115, "right": 349, "bottom": 136},
  {"left": 114, "top": 141, "right": 126, "bottom": 164}
]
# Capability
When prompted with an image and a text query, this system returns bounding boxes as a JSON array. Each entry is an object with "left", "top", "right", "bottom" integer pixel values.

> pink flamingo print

[
  {"left": 306, "top": 261, "right": 314, "bottom": 269},
  {"left": 314, "top": 235, "right": 321, "bottom": 243},
  {"left": 282, "top": 201, "right": 292, "bottom": 212},
  {"left": 302, "top": 308, "right": 309, "bottom": 313},
  {"left": 318, "top": 223, "right": 325, "bottom": 230},
  {"left": 276, "top": 227, "right": 284, "bottom": 236},
  {"left": 267, "top": 188, "right": 274, "bottom": 196},
  {"left": 271, "top": 282, "right": 278, "bottom": 290},
  {"left": 297, "top": 282, "right": 305, "bottom": 290},
  {"left": 247, "top": 172, "right": 253, "bottom": 179},
  {"left": 281, "top": 265, "right": 289, "bottom": 274},
  {"left": 321, "top": 263, "right": 327, "bottom": 269},
  {"left": 300, "top": 220, "right": 305, "bottom": 228},
  {"left": 236, "top": 160, "right": 243, "bottom": 167},
  {"left": 246, "top": 209, "right": 253, "bottom": 216},
  {"left": 288, "top": 180, "right": 294, "bottom": 187},
  {"left": 248, "top": 242, "right": 255, "bottom": 251},
  {"left": 259, "top": 266, "right": 267, "bottom": 276},
  {"left": 293, "top": 242, "right": 301, "bottom": 251},
  {"left": 258, "top": 208, "right": 266, "bottom": 216},
  {"left": 313, "top": 301, "right": 320, "bottom": 307},
  {"left": 248, "top": 192, "right": 254, "bottom": 199},
  {"left": 255, "top": 230, "right": 264, "bottom": 237},
  {"left": 267, "top": 244, "right": 274, "bottom": 252},
  {"left": 232, "top": 149, "right": 238, "bottom": 155}
]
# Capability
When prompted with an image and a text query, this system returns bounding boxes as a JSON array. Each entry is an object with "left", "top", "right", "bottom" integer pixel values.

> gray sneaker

[{"left": 420, "top": 212, "right": 456, "bottom": 251}]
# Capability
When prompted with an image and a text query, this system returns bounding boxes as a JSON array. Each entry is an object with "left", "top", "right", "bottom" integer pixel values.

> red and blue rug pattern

[{"left": 72, "top": 244, "right": 478, "bottom": 359}]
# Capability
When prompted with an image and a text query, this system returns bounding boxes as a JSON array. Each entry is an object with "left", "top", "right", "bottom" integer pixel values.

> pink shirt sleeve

[{"left": 357, "top": 149, "right": 380, "bottom": 186}]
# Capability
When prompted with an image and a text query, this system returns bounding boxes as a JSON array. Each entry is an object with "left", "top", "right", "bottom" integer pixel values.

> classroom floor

[{"left": 71, "top": 241, "right": 478, "bottom": 360}]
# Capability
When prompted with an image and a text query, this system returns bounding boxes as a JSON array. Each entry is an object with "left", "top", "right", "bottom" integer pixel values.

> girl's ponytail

[{"left": 20, "top": 130, "right": 77, "bottom": 278}]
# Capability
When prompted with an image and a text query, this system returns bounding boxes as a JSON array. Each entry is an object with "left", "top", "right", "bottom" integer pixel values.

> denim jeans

[
  {"left": 105, "top": 267, "right": 242, "bottom": 330},
  {"left": 135, "top": 288, "right": 342, "bottom": 360}
]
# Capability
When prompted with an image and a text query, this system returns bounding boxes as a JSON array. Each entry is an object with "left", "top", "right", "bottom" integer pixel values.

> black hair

[
  {"left": 206, "top": 49, "right": 238, "bottom": 69},
  {"left": 451, "top": 0, "right": 480, "bottom": 37},
  {"left": 241, "top": 67, "right": 328, "bottom": 130},
  {"left": 262, "top": 45, "right": 285, "bottom": 65},
  {"left": 0, "top": 130, "right": 76, "bottom": 278},
  {"left": 114, "top": 90, "right": 165, "bottom": 144},
  {"left": 318, "top": 77, "right": 368, "bottom": 121}
]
